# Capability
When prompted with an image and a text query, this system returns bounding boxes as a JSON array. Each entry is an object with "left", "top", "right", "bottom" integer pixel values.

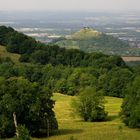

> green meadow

[{"left": 33, "top": 93, "right": 140, "bottom": 140}]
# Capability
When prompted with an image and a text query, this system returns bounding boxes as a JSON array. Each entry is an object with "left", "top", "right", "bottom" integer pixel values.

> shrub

[
  {"left": 72, "top": 87, "right": 107, "bottom": 122},
  {"left": 14, "top": 125, "right": 31, "bottom": 140}
]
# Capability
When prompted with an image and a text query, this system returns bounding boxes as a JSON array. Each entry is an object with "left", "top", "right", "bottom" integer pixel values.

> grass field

[
  {"left": 0, "top": 45, "right": 20, "bottom": 63},
  {"left": 33, "top": 93, "right": 140, "bottom": 140}
]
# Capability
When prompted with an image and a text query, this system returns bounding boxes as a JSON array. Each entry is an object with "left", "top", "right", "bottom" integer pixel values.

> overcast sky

[{"left": 0, "top": 0, "right": 140, "bottom": 11}]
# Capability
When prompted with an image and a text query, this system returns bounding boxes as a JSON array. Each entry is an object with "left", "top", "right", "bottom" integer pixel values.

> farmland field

[{"left": 122, "top": 56, "right": 140, "bottom": 62}]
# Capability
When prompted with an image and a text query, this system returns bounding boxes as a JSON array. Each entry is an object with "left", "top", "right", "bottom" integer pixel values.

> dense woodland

[{"left": 0, "top": 26, "right": 140, "bottom": 138}]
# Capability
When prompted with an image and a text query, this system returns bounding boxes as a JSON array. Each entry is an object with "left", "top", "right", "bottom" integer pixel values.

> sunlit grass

[
  {"left": 33, "top": 93, "right": 140, "bottom": 140},
  {"left": 0, "top": 45, "right": 20, "bottom": 63}
]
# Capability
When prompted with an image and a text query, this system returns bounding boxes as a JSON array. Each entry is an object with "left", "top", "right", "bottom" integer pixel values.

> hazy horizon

[{"left": 0, "top": 0, "right": 140, "bottom": 12}]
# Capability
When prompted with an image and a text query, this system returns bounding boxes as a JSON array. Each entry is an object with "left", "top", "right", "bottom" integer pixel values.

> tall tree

[
  {"left": 72, "top": 87, "right": 107, "bottom": 122},
  {"left": 121, "top": 76, "right": 140, "bottom": 128},
  {"left": 0, "top": 77, "right": 58, "bottom": 138}
]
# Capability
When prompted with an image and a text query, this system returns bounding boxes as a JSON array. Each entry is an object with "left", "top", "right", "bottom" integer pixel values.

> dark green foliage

[
  {"left": 0, "top": 58, "right": 133, "bottom": 98},
  {"left": 0, "top": 26, "right": 37, "bottom": 54},
  {"left": 54, "top": 78, "right": 68, "bottom": 94},
  {"left": 98, "top": 68, "right": 133, "bottom": 97},
  {"left": 0, "top": 26, "right": 14, "bottom": 45},
  {"left": 14, "top": 125, "right": 31, "bottom": 140},
  {"left": 126, "top": 61, "right": 140, "bottom": 67},
  {"left": 30, "top": 50, "right": 49, "bottom": 65},
  {"left": 19, "top": 54, "right": 30, "bottom": 62},
  {"left": 133, "top": 65, "right": 140, "bottom": 75},
  {"left": 29, "top": 47, "right": 126, "bottom": 68},
  {"left": 6, "top": 33, "right": 37, "bottom": 54},
  {"left": 121, "top": 76, "right": 140, "bottom": 128},
  {"left": 72, "top": 87, "right": 107, "bottom": 122},
  {"left": 0, "top": 77, "right": 58, "bottom": 138},
  {"left": 0, "top": 55, "right": 133, "bottom": 98},
  {"left": 0, "top": 58, "right": 14, "bottom": 78}
]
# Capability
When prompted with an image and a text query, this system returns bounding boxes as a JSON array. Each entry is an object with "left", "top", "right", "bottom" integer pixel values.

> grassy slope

[
  {"left": 33, "top": 93, "right": 140, "bottom": 140},
  {"left": 0, "top": 45, "right": 20, "bottom": 63},
  {"left": 0, "top": 45, "right": 33, "bottom": 66},
  {"left": 70, "top": 28, "right": 101, "bottom": 40}
]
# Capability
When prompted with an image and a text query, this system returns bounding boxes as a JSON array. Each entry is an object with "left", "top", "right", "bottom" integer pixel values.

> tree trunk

[{"left": 13, "top": 112, "right": 19, "bottom": 138}]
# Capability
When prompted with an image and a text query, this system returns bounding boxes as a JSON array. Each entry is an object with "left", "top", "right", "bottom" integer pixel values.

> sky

[{"left": 0, "top": 0, "right": 140, "bottom": 11}]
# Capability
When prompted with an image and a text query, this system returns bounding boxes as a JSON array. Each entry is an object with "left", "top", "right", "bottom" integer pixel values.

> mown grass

[
  {"left": 33, "top": 93, "right": 140, "bottom": 140},
  {"left": 0, "top": 45, "right": 20, "bottom": 63}
]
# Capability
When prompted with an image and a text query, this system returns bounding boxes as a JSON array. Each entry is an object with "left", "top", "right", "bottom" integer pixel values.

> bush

[
  {"left": 19, "top": 54, "right": 30, "bottom": 62},
  {"left": 14, "top": 125, "right": 31, "bottom": 140},
  {"left": 72, "top": 87, "right": 107, "bottom": 122}
]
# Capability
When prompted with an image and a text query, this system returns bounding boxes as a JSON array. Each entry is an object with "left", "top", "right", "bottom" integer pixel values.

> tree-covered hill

[
  {"left": 0, "top": 26, "right": 126, "bottom": 68},
  {"left": 55, "top": 27, "right": 140, "bottom": 56}
]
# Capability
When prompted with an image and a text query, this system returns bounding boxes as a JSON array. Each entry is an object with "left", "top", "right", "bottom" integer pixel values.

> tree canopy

[
  {"left": 72, "top": 87, "right": 107, "bottom": 122},
  {"left": 0, "top": 77, "right": 58, "bottom": 138},
  {"left": 121, "top": 76, "right": 140, "bottom": 128}
]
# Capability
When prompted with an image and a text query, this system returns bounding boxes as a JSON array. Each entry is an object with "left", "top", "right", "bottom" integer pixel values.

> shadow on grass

[
  {"left": 33, "top": 129, "right": 83, "bottom": 138},
  {"left": 107, "top": 115, "right": 118, "bottom": 121},
  {"left": 55, "top": 129, "right": 83, "bottom": 136}
]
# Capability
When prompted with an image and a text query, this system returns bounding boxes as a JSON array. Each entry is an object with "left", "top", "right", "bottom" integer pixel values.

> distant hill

[
  {"left": 70, "top": 27, "right": 101, "bottom": 39},
  {"left": 55, "top": 27, "right": 140, "bottom": 56},
  {"left": 0, "top": 26, "right": 126, "bottom": 68}
]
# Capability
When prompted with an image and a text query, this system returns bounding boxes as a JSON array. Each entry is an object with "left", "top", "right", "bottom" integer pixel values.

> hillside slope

[{"left": 56, "top": 28, "right": 140, "bottom": 56}]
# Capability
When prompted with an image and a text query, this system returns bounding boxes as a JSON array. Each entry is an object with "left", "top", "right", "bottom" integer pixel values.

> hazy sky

[{"left": 0, "top": 0, "right": 140, "bottom": 11}]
